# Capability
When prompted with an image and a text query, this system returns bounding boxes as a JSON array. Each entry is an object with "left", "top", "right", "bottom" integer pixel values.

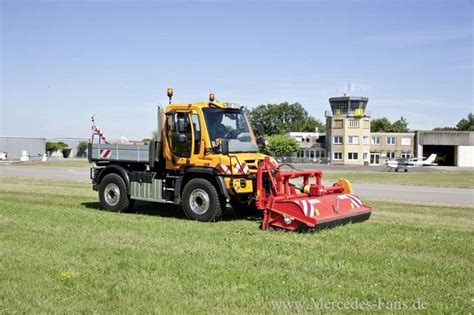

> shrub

[
  {"left": 76, "top": 141, "right": 88, "bottom": 157},
  {"left": 46, "top": 142, "right": 68, "bottom": 152}
]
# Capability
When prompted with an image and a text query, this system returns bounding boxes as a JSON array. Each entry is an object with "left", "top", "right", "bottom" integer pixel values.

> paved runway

[
  {"left": 349, "top": 183, "right": 473, "bottom": 206},
  {"left": 1, "top": 164, "right": 473, "bottom": 206}
]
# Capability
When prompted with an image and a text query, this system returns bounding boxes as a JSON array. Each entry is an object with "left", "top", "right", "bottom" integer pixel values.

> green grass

[
  {"left": 1, "top": 177, "right": 473, "bottom": 313},
  {"left": 324, "top": 171, "right": 474, "bottom": 188}
]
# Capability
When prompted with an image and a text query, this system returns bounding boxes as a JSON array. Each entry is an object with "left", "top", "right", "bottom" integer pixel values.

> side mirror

[
  {"left": 257, "top": 136, "right": 266, "bottom": 147},
  {"left": 177, "top": 117, "right": 187, "bottom": 133},
  {"left": 176, "top": 134, "right": 187, "bottom": 143},
  {"left": 220, "top": 138, "right": 229, "bottom": 155},
  {"left": 257, "top": 122, "right": 265, "bottom": 135}
]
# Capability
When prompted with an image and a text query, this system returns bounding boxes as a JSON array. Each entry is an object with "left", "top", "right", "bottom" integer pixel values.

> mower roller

[{"left": 256, "top": 158, "right": 372, "bottom": 231}]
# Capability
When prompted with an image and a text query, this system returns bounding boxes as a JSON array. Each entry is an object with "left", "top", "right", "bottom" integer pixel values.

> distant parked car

[{"left": 0, "top": 152, "right": 7, "bottom": 160}]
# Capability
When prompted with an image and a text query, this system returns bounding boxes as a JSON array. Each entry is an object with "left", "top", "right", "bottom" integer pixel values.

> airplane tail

[{"left": 424, "top": 154, "right": 437, "bottom": 165}]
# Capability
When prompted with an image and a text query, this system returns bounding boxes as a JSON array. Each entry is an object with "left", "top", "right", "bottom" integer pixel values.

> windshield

[{"left": 202, "top": 108, "right": 258, "bottom": 153}]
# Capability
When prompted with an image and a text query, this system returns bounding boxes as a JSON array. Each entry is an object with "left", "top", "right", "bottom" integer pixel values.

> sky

[{"left": 1, "top": 0, "right": 473, "bottom": 140}]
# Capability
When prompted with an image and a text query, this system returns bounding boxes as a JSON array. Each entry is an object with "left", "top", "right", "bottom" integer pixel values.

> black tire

[
  {"left": 182, "top": 178, "right": 223, "bottom": 222},
  {"left": 98, "top": 173, "right": 131, "bottom": 212}
]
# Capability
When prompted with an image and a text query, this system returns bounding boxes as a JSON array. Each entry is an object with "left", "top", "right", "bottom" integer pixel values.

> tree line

[{"left": 433, "top": 113, "right": 473, "bottom": 131}]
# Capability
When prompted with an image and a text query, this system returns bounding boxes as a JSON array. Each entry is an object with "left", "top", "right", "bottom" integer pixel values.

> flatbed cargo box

[{"left": 88, "top": 142, "right": 158, "bottom": 163}]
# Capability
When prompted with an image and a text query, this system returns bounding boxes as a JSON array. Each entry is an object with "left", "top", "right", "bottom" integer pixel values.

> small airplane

[{"left": 385, "top": 154, "right": 437, "bottom": 172}]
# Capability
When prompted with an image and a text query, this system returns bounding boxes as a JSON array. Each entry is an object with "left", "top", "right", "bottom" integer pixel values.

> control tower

[
  {"left": 328, "top": 96, "right": 369, "bottom": 117},
  {"left": 326, "top": 88, "right": 371, "bottom": 165}
]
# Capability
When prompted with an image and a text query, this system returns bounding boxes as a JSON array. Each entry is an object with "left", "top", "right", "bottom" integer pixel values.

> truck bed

[{"left": 88, "top": 143, "right": 151, "bottom": 163}]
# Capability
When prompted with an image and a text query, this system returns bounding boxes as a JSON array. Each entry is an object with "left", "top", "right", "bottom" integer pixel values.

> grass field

[{"left": 1, "top": 177, "right": 472, "bottom": 313}]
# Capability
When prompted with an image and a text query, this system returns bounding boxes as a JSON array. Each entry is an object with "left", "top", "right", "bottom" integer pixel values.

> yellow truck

[{"left": 88, "top": 89, "right": 371, "bottom": 231}]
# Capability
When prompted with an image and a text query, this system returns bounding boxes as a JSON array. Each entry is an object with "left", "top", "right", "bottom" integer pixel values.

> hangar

[
  {"left": 415, "top": 131, "right": 474, "bottom": 167},
  {"left": 0, "top": 136, "right": 46, "bottom": 160}
]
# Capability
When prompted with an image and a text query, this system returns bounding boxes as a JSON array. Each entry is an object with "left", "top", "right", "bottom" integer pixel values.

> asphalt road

[
  {"left": 347, "top": 183, "right": 473, "bottom": 206},
  {"left": 1, "top": 164, "right": 473, "bottom": 206}
]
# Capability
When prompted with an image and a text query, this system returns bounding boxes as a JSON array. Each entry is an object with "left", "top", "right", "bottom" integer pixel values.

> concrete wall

[
  {"left": 370, "top": 132, "right": 415, "bottom": 163},
  {"left": 327, "top": 116, "right": 371, "bottom": 165},
  {"left": 0, "top": 137, "right": 46, "bottom": 160},
  {"left": 418, "top": 131, "right": 474, "bottom": 145},
  {"left": 457, "top": 146, "right": 474, "bottom": 167}
]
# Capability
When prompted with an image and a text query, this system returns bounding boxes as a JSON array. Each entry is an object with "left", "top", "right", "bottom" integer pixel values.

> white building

[{"left": 284, "top": 132, "right": 326, "bottom": 162}]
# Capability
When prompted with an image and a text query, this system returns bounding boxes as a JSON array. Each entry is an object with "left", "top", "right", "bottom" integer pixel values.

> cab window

[
  {"left": 169, "top": 112, "right": 192, "bottom": 158},
  {"left": 192, "top": 114, "right": 201, "bottom": 154}
]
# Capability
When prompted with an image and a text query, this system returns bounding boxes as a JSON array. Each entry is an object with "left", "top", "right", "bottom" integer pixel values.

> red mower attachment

[{"left": 256, "top": 157, "right": 372, "bottom": 231}]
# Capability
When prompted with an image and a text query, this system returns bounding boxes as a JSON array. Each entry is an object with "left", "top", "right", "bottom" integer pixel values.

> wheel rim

[
  {"left": 104, "top": 183, "right": 120, "bottom": 206},
  {"left": 189, "top": 188, "right": 210, "bottom": 215}
]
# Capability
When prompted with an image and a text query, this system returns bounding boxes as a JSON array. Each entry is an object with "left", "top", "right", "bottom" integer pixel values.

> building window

[
  {"left": 401, "top": 152, "right": 411, "bottom": 159},
  {"left": 364, "top": 120, "right": 370, "bottom": 129},
  {"left": 387, "top": 137, "right": 396, "bottom": 145},
  {"left": 348, "top": 152, "right": 359, "bottom": 160},
  {"left": 333, "top": 152, "right": 343, "bottom": 160},
  {"left": 371, "top": 136, "right": 380, "bottom": 145},
  {"left": 348, "top": 136, "right": 359, "bottom": 144},
  {"left": 363, "top": 152, "right": 369, "bottom": 160},
  {"left": 401, "top": 137, "right": 412, "bottom": 146},
  {"left": 333, "top": 136, "right": 343, "bottom": 144},
  {"left": 310, "top": 150, "right": 315, "bottom": 158},
  {"left": 334, "top": 120, "right": 343, "bottom": 129},
  {"left": 387, "top": 152, "right": 395, "bottom": 159},
  {"left": 348, "top": 119, "right": 360, "bottom": 128},
  {"left": 363, "top": 136, "right": 369, "bottom": 145}
]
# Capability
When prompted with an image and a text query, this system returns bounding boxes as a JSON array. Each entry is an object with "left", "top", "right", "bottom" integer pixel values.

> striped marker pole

[{"left": 91, "top": 116, "right": 109, "bottom": 144}]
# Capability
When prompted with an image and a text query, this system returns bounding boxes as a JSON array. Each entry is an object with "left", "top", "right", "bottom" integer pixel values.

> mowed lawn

[{"left": 0, "top": 177, "right": 472, "bottom": 313}]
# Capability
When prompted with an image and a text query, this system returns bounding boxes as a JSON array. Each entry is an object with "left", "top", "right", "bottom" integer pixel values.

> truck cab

[{"left": 89, "top": 91, "right": 269, "bottom": 222}]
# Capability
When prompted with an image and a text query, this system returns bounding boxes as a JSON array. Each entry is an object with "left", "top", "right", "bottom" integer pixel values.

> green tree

[
  {"left": 46, "top": 142, "right": 68, "bottom": 152},
  {"left": 301, "top": 116, "right": 326, "bottom": 132},
  {"left": 76, "top": 141, "right": 88, "bottom": 157},
  {"left": 371, "top": 117, "right": 409, "bottom": 132},
  {"left": 247, "top": 102, "right": 325, "bottom": 135},
  {"left": 432, "top": 113, "right": 473, "bottom": 131},
  {"left": 433, "top": 127, "right": 456, "bottom": 131},
  {"left": 370, "top": 117, "right": 392, "bottom": 132},
  {"left": 390, "top": 116, "right": 409, "bottom": 132},
  {"left": 456, "top": 113, "right": 474, "bottom": 131},
  {"left": 265, "top": 135, "right": 299, "bottom": 157}
]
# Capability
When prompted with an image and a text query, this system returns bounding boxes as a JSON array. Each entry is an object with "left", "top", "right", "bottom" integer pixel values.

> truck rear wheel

[
  {"left": 182, "top": 178, "right": 223, "bottom": 222},
  {"left": 99, "top": 173, "right": 132, "bottom": 212}
]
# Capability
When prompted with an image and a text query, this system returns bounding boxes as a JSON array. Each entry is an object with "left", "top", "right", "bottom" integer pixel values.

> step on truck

[{"left": 88, "top": 89, "right": 372, "bottom": 231}]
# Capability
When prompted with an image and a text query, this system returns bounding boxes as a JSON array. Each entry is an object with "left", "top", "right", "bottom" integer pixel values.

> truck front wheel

[
  {"left": 99, "top": 173, "right": 132, "bottom": 212},
  {"left": 182, "top": 178, "right": 223, "bottom": 222}
]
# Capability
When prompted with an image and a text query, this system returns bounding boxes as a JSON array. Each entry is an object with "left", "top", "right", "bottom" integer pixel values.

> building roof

[
  {"left": 0, "top": 136, "right": 46, "bottom": 140},
  {"left": 328, "top": 96, "right": 369, "bottom": 102}
]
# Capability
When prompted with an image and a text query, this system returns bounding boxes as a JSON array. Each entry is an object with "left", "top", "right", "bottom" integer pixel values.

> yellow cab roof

[{"left": 165, "top": 101, "right": 242, "bottom": 112}]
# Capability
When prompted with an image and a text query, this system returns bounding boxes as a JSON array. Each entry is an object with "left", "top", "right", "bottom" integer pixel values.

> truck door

[{"left": 166, "top": 112, "right": 193, "bottom": 166}]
